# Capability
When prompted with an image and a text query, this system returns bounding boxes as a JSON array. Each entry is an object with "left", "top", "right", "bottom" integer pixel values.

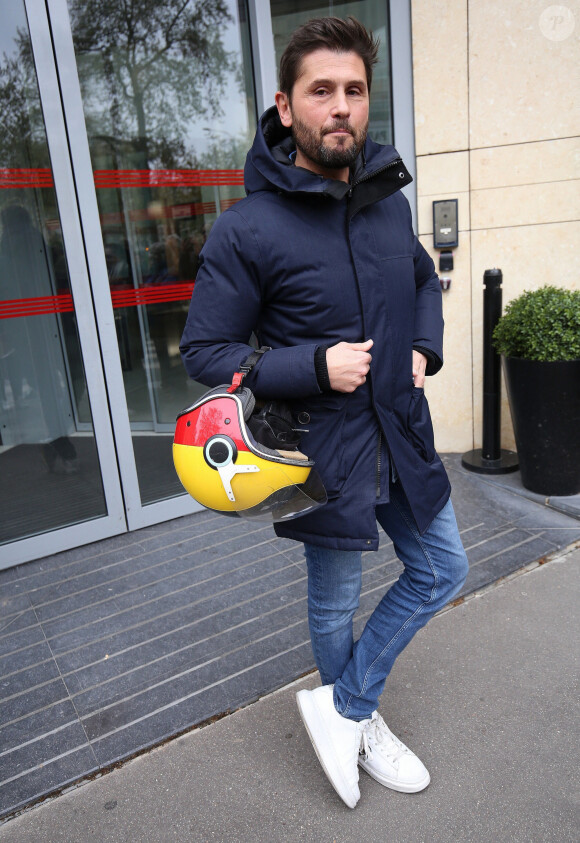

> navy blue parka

[{"left": 180, "top": 107, "right": 451, "bottom": 550}]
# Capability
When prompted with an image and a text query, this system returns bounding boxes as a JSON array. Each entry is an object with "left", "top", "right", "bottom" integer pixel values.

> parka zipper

[
  {"left": 348, "top": 157, "right": 405, "bottom": 198},
  {"left": 375, "top": 431, "right": 382, "bottom": 498},
  {"left": 346, "top": 156, "right": 407, "bottom": 503}
]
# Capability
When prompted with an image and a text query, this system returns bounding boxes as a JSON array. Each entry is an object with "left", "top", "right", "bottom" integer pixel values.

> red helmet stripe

[{"left": 174, "top": 395, "right": 250, "bottom": 451}]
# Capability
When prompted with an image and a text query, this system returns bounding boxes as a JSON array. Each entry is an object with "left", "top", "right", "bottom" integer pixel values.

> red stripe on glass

[
  {"left": 221, "top": 197, "right": 243, "bottom": 210},
  {"left": 99, "top": 201, "right": 218, "bottom": 226},
  {"left": 110, "top": 283, "right": 195, "bottom": 308},
  {"left": 0, "top": 168, "right": 244, "bottom": 190},
  {"left": 0, "top": 293, "right": 74, "bottom": 319},
  {"left": 0, "top": 168, "right": 54, "bottom": 188},
  {"left": 93, "top": 169, "right": 244, "bottom": 188},
  {"left": 0, "top": 283, "right": 195, "bottom": 319}
]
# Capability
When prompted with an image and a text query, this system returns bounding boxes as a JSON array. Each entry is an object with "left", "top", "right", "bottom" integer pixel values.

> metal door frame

[
  {"left": 389, "top": 0, "right": 418, "bottom": 229},
  {"left": 248, "top": 0, "right": 277, "bottom": 115}
]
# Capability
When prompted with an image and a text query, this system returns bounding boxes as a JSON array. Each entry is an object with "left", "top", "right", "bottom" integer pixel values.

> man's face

[{"left": 275, "top": 49, "right": 370, "bottom": 183}]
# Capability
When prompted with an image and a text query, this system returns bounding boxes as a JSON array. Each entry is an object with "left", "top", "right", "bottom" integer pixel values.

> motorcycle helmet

[{"left": 173, "top": 383, "right": 327, "bottom": 522}]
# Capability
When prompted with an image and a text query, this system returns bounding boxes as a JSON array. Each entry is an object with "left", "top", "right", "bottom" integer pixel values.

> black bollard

[
  {"left": 482, "top": 268, "right": 503, "bottom": 460},
  {"left": 462, "top": 269, "right": 519, "bottom": 475}
]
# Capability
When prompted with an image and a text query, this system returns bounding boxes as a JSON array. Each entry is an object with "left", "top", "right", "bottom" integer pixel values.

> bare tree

[
  {"left": 0, "top": 31, "right": 48, "bottom": 169},
  {"left": 69, "top": 0, "right": 239, "bottom": 168}
]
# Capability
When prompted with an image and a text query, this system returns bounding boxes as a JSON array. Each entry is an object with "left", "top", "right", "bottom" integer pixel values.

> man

[{"left": 180, "top": 16, "right": 468, "bottom": 809}]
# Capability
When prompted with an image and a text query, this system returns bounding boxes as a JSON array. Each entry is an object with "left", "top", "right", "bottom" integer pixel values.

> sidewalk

[
  {"left": 1, "top": 455, "right": 579, "bottom": 824},
  {"left": 1, "top": 547, "right": 578, "bottom": 842}
]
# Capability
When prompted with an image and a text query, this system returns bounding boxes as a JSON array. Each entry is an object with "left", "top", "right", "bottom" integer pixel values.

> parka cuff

[
  {"left": 248, "top": 343, "right": 322, "bottom": 399},
  {"left": 413, "top": 344, "right": 442, "bottom": 376},
  {"left": 314, "top": 345, "right": 332, "bottom": 392}
]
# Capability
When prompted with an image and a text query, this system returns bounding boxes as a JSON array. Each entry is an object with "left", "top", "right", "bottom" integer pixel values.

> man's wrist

[{"left": 413, "top": 345, "right": 440, "bottom": 376}]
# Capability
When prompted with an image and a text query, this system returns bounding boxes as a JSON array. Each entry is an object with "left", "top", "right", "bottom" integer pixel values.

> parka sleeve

[
  {"left": 412, "top": 235, "right": 444, "bottom": 376},
  {"left": 179, "top": 207, "right": 321, "bottom": 399}
]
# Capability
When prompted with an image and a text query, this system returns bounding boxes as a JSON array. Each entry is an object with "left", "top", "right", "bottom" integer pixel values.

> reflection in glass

[
  {"left": 270, "top": 0, "right": 393, "bottom": 145},
  {"left": 0, "top": 0, "right": 106, "bottom": 545},
  {"left": 67, "top": 0, "right": 257, "bottom": 504}
]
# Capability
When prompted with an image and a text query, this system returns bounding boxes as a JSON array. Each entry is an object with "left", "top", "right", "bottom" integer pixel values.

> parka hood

[{"left": 244, "top": 106, "right": 413, "bottom": 207}]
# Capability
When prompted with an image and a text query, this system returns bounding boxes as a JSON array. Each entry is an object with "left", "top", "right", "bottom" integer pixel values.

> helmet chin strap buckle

[
  {"left": 217, "top": 462, "right": 260, "bottom": 502},
  {"left": 227, "top": 372, "right": 245, "bottom": 394}
]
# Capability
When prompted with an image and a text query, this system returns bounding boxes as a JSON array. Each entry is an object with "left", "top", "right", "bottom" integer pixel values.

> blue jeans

[{"left": 304, "top": 480, "right": 468, "bottom": 721}]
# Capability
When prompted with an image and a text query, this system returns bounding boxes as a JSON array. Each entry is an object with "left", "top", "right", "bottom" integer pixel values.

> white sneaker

[
  {"left": 296, "top": 685, "right": 370, "bottom": 809},
  {"left": 358, "top": 711, "right": 430, "bottom": 793}
]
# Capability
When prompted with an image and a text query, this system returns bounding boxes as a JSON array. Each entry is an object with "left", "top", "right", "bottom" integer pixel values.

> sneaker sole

[
  {"left": 358, "top": 757, "right": 431, "bottom": 793},
  {"left": 296, "top": 690, "right": 359, "bottom": 809}
]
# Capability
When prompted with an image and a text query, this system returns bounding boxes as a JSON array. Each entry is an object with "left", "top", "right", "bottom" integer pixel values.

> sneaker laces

[{"left": 360, "top": 712, "right": 406, "bottom": 764}]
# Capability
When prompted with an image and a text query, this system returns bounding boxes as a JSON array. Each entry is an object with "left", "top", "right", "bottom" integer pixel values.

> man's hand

[
  {"left": 412, "top": 350, "right": 428, "bottom": 389},
  {"left": 326, "top": 339, "right": 374, "bottom": 393}
]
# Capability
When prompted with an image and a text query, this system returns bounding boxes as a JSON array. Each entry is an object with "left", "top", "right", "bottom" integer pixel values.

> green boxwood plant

[{"left": 492, "top": 285, "right": 580, "bottom": 362}]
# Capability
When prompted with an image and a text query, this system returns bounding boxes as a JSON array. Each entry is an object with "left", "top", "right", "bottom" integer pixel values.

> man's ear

[{"left": 275, "top": 91, "right": 292, "bottom": 128}]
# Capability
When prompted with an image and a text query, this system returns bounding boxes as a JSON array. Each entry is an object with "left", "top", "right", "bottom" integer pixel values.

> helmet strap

[{"left": 227, "top": 346, "right": 271, "bottom": 393}]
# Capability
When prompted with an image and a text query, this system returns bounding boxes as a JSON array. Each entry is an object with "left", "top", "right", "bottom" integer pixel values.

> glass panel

[
  {"left": 0, "top": 0, "right": 107, "bottom": 545},
  {"left": 66, "top": 0, "right": 257, "bottom": 505},
  {"left": 270, "top": 0, "right": 393, "bottom": 145}
]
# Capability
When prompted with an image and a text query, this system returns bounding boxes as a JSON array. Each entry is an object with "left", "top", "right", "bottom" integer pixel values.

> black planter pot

[{"left": 503, "top": 357, "right": 580, "bottom": 496}]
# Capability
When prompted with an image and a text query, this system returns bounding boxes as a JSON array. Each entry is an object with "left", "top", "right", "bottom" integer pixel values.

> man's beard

[{"left": 291, "top": 116, "right": 368, "bottom": 170}]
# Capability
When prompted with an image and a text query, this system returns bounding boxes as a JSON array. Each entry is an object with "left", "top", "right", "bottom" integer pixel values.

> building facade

[
  {"left": 0, "top": 0, "right": 577, "bottom": 568},
  {"left": 412, "top": 0, "right": 579, "bottom": 452}
]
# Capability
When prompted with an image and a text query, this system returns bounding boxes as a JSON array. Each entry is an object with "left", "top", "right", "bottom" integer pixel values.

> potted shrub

[{"left": 492, "top": 285, "right": 580, "bottom": 496}]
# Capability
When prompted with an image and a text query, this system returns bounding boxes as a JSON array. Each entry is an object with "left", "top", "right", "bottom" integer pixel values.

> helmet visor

[{"left": 228, "top": 465, "right": 327, "bottom": 523}]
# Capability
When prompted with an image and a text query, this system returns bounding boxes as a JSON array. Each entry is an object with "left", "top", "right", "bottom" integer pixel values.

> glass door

[
  {"left": 49, "top": 0, "right": 257, "bottom": 522},
  {"left": 0, "top": 0, "right": 125, "bottom": 567}
]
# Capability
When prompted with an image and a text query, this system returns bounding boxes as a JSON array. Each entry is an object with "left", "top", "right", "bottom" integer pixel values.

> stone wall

[{"left": 411, "top": 0, "right": 580, "bottom": 451}]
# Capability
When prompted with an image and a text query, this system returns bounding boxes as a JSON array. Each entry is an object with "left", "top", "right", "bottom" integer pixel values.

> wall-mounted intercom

[{"left": 433, "top": 199, "right": 458, "bottom": 249}]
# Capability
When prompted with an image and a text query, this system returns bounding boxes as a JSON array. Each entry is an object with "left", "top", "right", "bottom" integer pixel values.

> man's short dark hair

[{"left": 279, "top": 16, "right": 380, "bottom": 97}]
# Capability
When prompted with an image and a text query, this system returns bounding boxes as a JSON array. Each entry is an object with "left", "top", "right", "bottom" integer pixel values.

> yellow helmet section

[{"left": 173, "top": 442, "right": 311, "bottom": 513}]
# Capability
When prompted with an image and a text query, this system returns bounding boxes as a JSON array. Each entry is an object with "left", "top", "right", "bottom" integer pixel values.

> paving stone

[
  {"left": 0, "top": 641, "right": 53, "bottom": 682},
  {"left": 0, "top": 745, "right": 98, "bottom": 822},
  {"left": 0, "top": 700, "right": 80, "bottom": 755},
  {"left": 0, "top": 721, "right": 90, "bottom": 788},
  {"left": 0, "top": 657, "right": 61, "bottom": 702},
  {"left": 0, "top": 621, "right": 45, "bottom": 659},
  {"left": 0, "top": 678, "right": 70, "bottom": 728},
  {"left": 42, "top": 554, "right": 302, "bottom": 653}
]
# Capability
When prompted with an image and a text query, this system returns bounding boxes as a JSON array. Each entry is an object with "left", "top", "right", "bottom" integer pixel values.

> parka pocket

[
  {"left": 294, "top": 393, "right": 348, "bottom": 498},
  {"left": 406, "top": 386, "right": 436, "bottom": 463}
]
